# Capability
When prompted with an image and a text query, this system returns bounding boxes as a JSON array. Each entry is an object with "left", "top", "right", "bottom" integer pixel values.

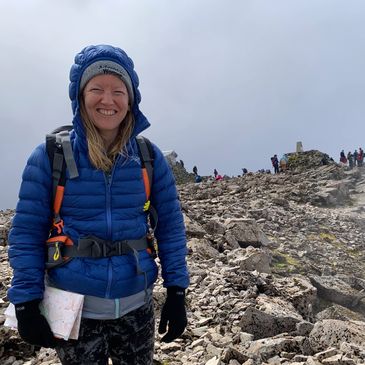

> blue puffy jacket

[{"left": 8, "top": 45, "right": 189, "bottom": 304}]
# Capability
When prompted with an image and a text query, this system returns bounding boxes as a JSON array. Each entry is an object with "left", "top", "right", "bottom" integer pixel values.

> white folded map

[{"left": 4, "top": 286, "right": 84, "bottom": 340}]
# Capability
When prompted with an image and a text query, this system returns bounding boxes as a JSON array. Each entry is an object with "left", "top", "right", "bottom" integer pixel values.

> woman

[{"left": 8, "top": 44, "right": 189, "bottom": 365}]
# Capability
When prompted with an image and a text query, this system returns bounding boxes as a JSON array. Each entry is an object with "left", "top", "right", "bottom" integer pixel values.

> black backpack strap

[
  {"left": 50, "top": 125, "right": 74, "bottom": 134},
  {"left": 136, "top": 136, "right": 158, "bottom": 231},
  {"left": 46, "top": 134, "right": 65, "bottom": 202},
  {"left": 46, "top": 126, "right": 79, "bottom": 233},
  {"left": 136, "top": 136, "right": 154, "bottom": 194},
  {"left": 46, "top": 127, "right": 79, "bottom": 200},
  {"left": 56, "top": 131, "right": 79, "bottom": 179}
]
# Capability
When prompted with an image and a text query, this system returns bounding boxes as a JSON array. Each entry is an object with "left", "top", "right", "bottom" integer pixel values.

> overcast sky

[{"left": 1, "top": 0, "right": 365, "bottom": 209}]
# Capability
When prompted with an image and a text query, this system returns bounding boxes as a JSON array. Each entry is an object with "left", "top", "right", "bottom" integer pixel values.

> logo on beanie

[{"left": 99, "top": 64, "right": 123, "bottom": 75}]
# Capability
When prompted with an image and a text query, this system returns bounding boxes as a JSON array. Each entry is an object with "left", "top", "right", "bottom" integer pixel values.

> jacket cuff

[{"left": 167, "top": 286, "right": 185, "bottom": 297}]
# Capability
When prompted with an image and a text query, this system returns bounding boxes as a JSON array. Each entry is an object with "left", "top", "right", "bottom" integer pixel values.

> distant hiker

[
  {"left": 280, "top": 154, "right": 288, "bottom": 172},
  {"left": 195, "top": 174, "right": 202, "bottom": 183},
  {"left": 347, "top": 152, "right": 354, "bottom": 169},
  {"left": 179, "top": 159, "right": 184, "bottom": 168},
  {"left": 340, "top": 150, "right": 347, "bottom": 164},
  {"left": 358, "top": 147, "right": 364, "bottom": 167},
  {"left": 193, "top": 165, "right": 198, "bottom": 175},
  {"left": 215, "top": 174, "right": 223, "bottom": 181},
  {"left": 7, "top": 44, "right": 189, "bottom": 363},
  {"left": 242, "top": 168, "right": 248, "bottom": 175},
  {"left": 213, "top": 168, "right": 218, "bottom": 178},
  {"left": 271, "top": 154, "right": 279, "bottom": 174},
  {"left": 354, "top": 150, "right": 358, "bottom": 167}
]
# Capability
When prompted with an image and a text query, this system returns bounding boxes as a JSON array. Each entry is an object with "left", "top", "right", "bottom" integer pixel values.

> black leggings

[{"left": 55, "top": 300, "right": 155, "bottom": 365}]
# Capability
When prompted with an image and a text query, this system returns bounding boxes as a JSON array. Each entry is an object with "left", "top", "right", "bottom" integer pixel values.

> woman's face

[{"left": 83, "top": 73, "right": 129, "bottom": 142}]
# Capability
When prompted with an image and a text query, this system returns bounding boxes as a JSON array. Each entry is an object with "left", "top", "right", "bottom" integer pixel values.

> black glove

[
  {"left": 158, "top": 286, "right": 187, "bottom": 343},
  {"left": 15, "top": 299, "right": 57, "bottom": 348}
]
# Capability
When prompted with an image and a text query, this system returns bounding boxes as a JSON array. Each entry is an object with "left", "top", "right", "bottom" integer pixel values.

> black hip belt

[
  {"left": 46, "top": 235, "right": 151, "bottom": 269},
  {"left": 66, "top": 236, "right": 149, "bottom": 258}
]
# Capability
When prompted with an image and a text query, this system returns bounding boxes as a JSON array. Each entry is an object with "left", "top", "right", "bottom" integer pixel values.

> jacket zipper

[{"left": 104, "top": 157, "right": 119, "bottom": 298}]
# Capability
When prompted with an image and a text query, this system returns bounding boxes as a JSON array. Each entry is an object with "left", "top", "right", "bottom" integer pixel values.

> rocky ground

[{"left": 1, "top": 150, "right": 365, "bottom": 365}]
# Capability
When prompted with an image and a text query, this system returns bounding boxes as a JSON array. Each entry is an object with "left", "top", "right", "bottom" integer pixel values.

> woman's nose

[{"left": 100, "top": 90, "right": 114, "bottom": 104}]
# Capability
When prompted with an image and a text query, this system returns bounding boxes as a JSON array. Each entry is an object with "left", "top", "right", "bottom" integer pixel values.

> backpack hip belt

[{"left": 46, "top": 235, "right": 153, "bottom": 269}]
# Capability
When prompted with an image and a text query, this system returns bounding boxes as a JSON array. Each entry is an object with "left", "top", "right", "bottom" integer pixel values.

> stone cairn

[{"left": 1, "top": 150, "right": 365, "bottom": 364}]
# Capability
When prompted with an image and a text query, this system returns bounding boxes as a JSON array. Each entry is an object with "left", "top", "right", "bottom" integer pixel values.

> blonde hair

[{"left": 80, "top": 99, "right": 135, "bottom": 172}]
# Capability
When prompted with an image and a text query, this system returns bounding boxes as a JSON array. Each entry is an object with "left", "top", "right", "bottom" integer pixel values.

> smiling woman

[
  {"left": 7, "top": 44, "right": 189, "bottom": 365},
  {"left": 83, "top": 74, "right": 130, "bottom": 142},
  {"left": 80, "top": 72, "right": 133, "bottom": 172}
]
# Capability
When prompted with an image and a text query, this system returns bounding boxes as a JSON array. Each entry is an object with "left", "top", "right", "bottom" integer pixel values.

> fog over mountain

[{"left": 1, "top": 0, "right": 365, "bottom": 209}]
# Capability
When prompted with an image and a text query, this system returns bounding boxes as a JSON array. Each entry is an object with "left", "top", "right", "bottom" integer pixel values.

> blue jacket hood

[{"left": 69, "top": 45, "right": 150, "bottom": 148}]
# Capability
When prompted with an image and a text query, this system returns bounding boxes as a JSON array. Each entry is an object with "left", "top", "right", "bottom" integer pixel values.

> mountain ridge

[{"left": 1, "top": 150, "right": 365, "bottom": 364}]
